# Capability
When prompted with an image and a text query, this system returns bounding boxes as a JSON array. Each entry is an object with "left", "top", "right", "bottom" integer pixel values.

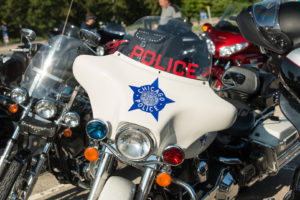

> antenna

[{"left": 62, "top": 0, "right": 74, "bottom": 35}]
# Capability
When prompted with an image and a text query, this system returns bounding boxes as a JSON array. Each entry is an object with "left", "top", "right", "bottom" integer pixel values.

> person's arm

[{"left": 170, "top": 4, "right": 182, "bottom": 18}]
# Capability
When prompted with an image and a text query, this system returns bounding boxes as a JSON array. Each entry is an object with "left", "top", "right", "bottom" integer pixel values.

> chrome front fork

[
  {"left": 87, "top": 146, "right": 158, "bottom": 200},
  {"left": 0, "top": 126, "right": 20, "bottom": 177},
  {"left": 87, "top": 146, "right": 115, "bottom": 200},
  {"left": 135, "top": 167, "right": 157, "bottom": 200},
  {"left": 0, "top": 101, "right": 32, "bottom": 178},
  {"left": 21, "top": 142, "right": 52, "bottom": 200}
]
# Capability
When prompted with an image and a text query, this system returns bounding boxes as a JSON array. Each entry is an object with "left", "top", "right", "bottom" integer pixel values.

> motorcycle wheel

[
  {"left": 291, "top": 167, "right": 300, "bottom": 200},
  {"left": 0, "top": 160, "right": 23, "bottom": 200}
]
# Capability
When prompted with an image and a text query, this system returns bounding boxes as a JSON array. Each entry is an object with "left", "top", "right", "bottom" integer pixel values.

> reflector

[
  {"left": 162, "top": 145, "right": 185, "bottom": 166},
  {"left": 9, "top": 104, "right": 18, "bottom": 114},
  {"left": 156, "top": 172, "right": 172, "bottom": 187},
  {"left": 84, "top": 147, "right": 99, "bottom": 162}
]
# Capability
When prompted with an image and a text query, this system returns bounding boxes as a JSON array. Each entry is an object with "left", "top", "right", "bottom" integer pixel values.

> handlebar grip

[{"left": 9, "top": 48, "right": 30, "bottom": 53}]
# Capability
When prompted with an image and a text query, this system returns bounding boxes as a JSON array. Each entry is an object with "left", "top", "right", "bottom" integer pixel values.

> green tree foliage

[
  {"left": 27, "top": 0, "right": 69, "bottom": 36},
  {"left": 0, "top": 0, "right": 263, "bottom": 39},
  {"left": 181, "top": 0, "right": 211, "bottom": 22}
]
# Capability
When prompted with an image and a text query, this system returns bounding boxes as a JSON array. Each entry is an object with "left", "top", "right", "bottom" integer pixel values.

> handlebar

[{"left": 9, "top": 48, "right": 30, "bottom": 53}]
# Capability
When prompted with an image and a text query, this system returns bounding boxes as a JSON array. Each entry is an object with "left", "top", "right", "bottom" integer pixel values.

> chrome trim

[
  {"left": 252, "top": 139, "right": 278, "bottom": 173},
  {"left": 0, "top": 126, "right": 20, "bottom": 177},
  {"left": 219, "top": 157, "right": 242, "bottom": 165},
  {"left": 115, "top": 124, "right": 155, "bottom": 161},
  {"left": 162, "top": 145, "right": 185, "bottom": 166},
  {"left": 197, "top": 161, "right": 208, "bottom": 183},
  {"left": 10, "top": 88, "right": 28, "bottom": 104},
  {"left": 85, "top": 119, "right": 109, "bottom": 140},
  {"left": 135, "top": 167, "right": 157, "bottom": 200},
  {"left": 87, "top": 146, "right": 115, "bottom": 200},
  {"left": 34, "top": 99, "right": 57, "bottom": 119},
  {"left": 100, "top": 142, "right": 164, "bottom": 168},
  {"left": 0, "top": 101, "right": 32, "bottom": 177},
  {"left": 173, "top": 178, "right": 197, "bottom": 200},
  {"left": 254, "top": 110, "right": 275, "bottom": 127},
  {"left": 224, "top": 61, "right": 231, "bottom": 70},
  {"left": 253, "top": 139, "right": 300, "bottom": 174},
  {"left": 217, "top": 172, "right": 239, "bottom": 199},
  {"left": 63, "top": 112, "right": 80, "bottom": 128},
  {"left": 201, "top": 168, "right": 228, "bottom": 200},
  {"left": 278, "top": 140, "right": 300, "bottom": 170},
  {"left": 22, "top": 142, "right": 52, "bottom": 200}
]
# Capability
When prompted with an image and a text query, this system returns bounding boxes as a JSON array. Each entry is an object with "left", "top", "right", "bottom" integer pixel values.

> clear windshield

[
  {"left": 104, "top": 22, "right": 125, "bottom": 36},
  {"left": 217, "top": 5, "right": 242, "bottom": 26},
  {"left": 121, "top": 16, "right": 211, "bottom": 81},
  {"left": 21, "top": 35, "right": 86, "bottom": 99},
  {"left": 252, "top": 0, "right": 280, "bottom": 28}
]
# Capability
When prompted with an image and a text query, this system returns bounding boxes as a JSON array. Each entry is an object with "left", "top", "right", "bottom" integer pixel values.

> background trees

[{"left": 0, "top": 0, "right": 259, "bottom": 39}]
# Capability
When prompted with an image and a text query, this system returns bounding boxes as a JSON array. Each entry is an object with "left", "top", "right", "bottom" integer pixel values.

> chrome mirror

[{"left": 21, "top": 28, "right": 36, "bottom": 42}]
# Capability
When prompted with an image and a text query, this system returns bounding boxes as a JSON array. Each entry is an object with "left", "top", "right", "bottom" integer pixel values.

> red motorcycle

[{"left": 202, "top": 5, "right": 265, "bottom": 88}]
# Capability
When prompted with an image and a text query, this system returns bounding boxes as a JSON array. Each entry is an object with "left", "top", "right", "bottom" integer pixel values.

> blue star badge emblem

[{"left": 129, "top": 78, "right": 175, "bottom": 121}]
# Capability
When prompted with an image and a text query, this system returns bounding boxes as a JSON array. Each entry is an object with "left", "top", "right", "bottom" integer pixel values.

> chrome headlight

[
  {"left": 219, "top": 42, "right": 248, "bottom": 57},
  {"left": 116, "top": 125, "right": 154, "bottom": 161},
  {"left": 206, "top": 38, "right": 216, "bottom": 55},
  {"left": 86, "top": 119, "right": 108, "bottom": 140},
  {"left": 11, "top": 88, "right": 27, "bottom": 104},
  {"left": 35, "top": 99, "right": 57, "bottom": 119},
  {"left": 63, "top": 112, "right": 80, "bottom": 127}
]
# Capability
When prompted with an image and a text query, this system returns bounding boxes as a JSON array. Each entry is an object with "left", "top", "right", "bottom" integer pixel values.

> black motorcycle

[{"left": 0, "top": 31, "right": 100, "bottom": 200}]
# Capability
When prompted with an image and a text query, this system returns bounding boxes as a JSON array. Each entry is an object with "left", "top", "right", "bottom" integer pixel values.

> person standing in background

[
  {"left": 158, "top": 0, "right": 182, "bottom": 25},
  {"left": 81, "top": 13, "right": 97, "bottom": 33},
  {"left": 1, "top": 21, "right": 9, "bottom": 45}
]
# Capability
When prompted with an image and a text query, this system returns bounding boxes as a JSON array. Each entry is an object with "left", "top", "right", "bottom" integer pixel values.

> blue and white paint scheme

[{"left": 129, "top": 78, "right": 174, "bottom": 121}]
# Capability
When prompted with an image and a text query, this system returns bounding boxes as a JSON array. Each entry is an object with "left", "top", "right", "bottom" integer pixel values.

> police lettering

[{"left": 130, "top": 45, "right": 198, "bottom": 79}]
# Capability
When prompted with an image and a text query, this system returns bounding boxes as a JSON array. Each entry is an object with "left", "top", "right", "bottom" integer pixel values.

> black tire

[{"left": 0, "top": 160, "right": 23, "bottom": 200}]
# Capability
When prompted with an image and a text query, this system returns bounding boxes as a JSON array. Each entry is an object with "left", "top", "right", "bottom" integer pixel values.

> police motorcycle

[
  {"left": 0, "top": 29, "right": 103, "bottom": 200},
  {"left": 72, "top": 11, "right": 298, "bottom": 200}
]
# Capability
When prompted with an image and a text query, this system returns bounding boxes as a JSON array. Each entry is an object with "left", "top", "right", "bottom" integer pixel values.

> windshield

[
  {"left": 121, "top": 16, "right": 211, "bottom": 81},
  {"left": 215, "top": 4, "right": 245, "bottom": 33},
  {"left": 103, "top": 22, "right": 125, "bottom": 36},
  {"left": 217, "top": 5, "right": 242, "bottom": 25},
  {"left": 21, "top": 35, "right": 87, "bottom": 99},
  {"left": 252, "top": 0, "right": 280, "bottom": 29}
]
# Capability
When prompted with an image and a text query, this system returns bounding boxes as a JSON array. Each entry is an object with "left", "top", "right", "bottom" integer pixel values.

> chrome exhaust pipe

[{"left": 278, "top": 140, "right": 300, "bottom": 171}]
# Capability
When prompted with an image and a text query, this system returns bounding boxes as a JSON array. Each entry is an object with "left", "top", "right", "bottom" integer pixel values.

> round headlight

[
  {"left": 63, "top": 112, "right": 80, "bottom": 127},
  {"left": 116, "top": 126, "right": 154, "bottom": 161},
  {"left": 11, "top": 88, "right": 27, "bottom": 104},
  {"left": 35, "top": 99, "right": 57, "bottom": 119},
  {"left": 86, "top": 119, "right": 108, "bottom": 140}
]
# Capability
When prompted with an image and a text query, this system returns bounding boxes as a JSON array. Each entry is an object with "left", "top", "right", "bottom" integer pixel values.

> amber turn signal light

[
  {"left": 156, "top": 172, "right": 172, "bottom": 187},
  {"left": 84, "top": 147, "right": 99, "bottom": 162},
  {"left": 63, "top": 129, "right": 72, "bottom": 138},
  {"left": 9, "top": 104, "right": 18, "bottom": 114}
]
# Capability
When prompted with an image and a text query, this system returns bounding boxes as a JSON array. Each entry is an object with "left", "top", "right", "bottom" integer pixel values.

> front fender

[{"left": 98, "top": 176, "right": 135, "bottom": 200}]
